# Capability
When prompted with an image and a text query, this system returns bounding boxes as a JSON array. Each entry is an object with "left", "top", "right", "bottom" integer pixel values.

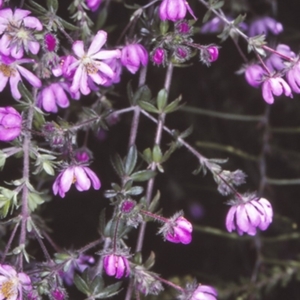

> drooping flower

[
  {"left": 226, "top": 196, "right": 273, "bottom": 236},
  {"left": 0, "top": 54, "right": 41, "bottom": 99},
  {"left": 0, "top": 264, "right": 32, "bottom": 300},
  {"left": 248, "top": 16, "right": 283, "bottom": 37},
  {"left": 67, "top": 30, "right": 121, "bottom": 95},
  {"left": 0, "top": 8, "right": 43, "bottom": 58},
  {"left": 265, "top": 44, "right": 296, "bottom": 72},
  {"left": 159, "top": 0, "right": 196, "bottom": 22},
  {"left": 262, "top": 76, "right": 292, "bottom": 104},
  {"left": 0, "top": 106, "right": 22, "bottom": 141},
  {"left": 159, "top": 214, "right": 193, "bottom": 244},
  {"left": 53, "top": 165, "right": 101, "bottom": 198},
  {"left": 103, "top": 254, "right": 130, "bottom": 279},
  {"left": 286, "top": 60, "right": 300, "bottom": 93},
  {"left": 121, "top": 44, "right": 148, "bottom": 74},
  {"left": 189, "top": 284, "right": 218, "bottom": 300},
  {"left": 245, "top": 64, "right": 265, "bottom": 88},
  {"left": 151, "top": 48, "right": 165, "bottom": 65},
  {"left": 86, "top": 0, "right": 102, "bottom": 11}
]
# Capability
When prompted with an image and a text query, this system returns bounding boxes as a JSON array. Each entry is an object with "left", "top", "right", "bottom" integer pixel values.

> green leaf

[
  {"left": 164, "top": 95, "right": 182, "bottom": 113},
  {"left": 103, "top": 190, "right": 117, "bottom": 198},
  {"left": 59, "top": 18, "right": 78, "bottom": 31},
  {"left": 94, "top": 282, "right": 122, "bottom": 298},
  {"left": 157, "top": 89, "right": 168, "bottom": 111},
  {"left": 153, "top": 145, "right": 162, "bottom": 163},
  {"left": 160, "top": 20, "right": 169, "bottom": 35},
  {"left": 18, "top": 82, "right": 33, "bottom": 102},
  {"left": 42, "top": 161, "right": 55, "bottom": 176},
  {"left": 27, "top": 0, "right": 47, "bottom": 13},
  {"left": 47, "top": 0, "right": 58, "bottom": 12},
  {"left": 95, "top": 7, "right": 107, "bottom": 30},
  {"left": 131, "top": 170, "right": 157, "bottom": 181},
  {"left": 144, "top": 251, "right": 156, "bottom": 270},
  {"left": 127, "top": 186, "right": 144, "bottom": 195},
  {"left": 28, "top": 193, "right": 44, "bottom": 212},
  {"left": 138, "top": 101, "right": 159, "bottom": 113},
  {"left": 148, "top": 190, "right": 160, "bottom": 212},
  {"left": 127, "top": 81, "right": 134, "bottom": 104},
  {"left": 142, "top": 148, "right": 152, "bottom": 164},
  {"left": 110, "top": 154, "right": 125, "bottom": 176},
  {"left": 202, "top": 10, "right": 212, "bottom": 24},
  {"left": 0, "top": 151, "right": 7, "bottom": 170},
  {"left": 133, "top": 85, "right": 152, "bottom": 105},
  {"left": 74, "top": 274, "right": 90, "bottom": 295},
  {"left": 125, "top": 145, "right": 137, "bottom": 175}
]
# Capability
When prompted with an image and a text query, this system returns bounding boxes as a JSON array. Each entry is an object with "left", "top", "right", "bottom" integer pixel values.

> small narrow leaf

[
  {"left": 131, "top": 170, "right": 157, "bottom": 181},
  {"left": 110, "top": 154, "right": 125, "bottom": 176},
  {"left": 138, "top": 101, "right": 159, "bottom": 113},
  {"left": 125, "top": 145, "right": 137, "bottom": 175},
  {"left": 157, "top": 89, "right": 168, "bottom": 111}
]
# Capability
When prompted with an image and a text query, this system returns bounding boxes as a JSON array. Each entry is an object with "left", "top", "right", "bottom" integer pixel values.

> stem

[
  {"left": 18, "top": 98, "right": 35, "bottom": 271},
  {"left": 33, "top": 229, "right": 52, "bottom": 262},
  {"left": 154, "top": 275, "right": 184, "bottom": 292},
  {"left": 78, "top": 239, "right": 102, "bottom": 254},
  {"left": 262, "top": 45, "right": 294, "bottom": 61},
  {"left": 1, "top": 222, "right": 19, "bottom": 263},
  {"left": 140, "top": 209, "right": 169, "bottom": 223}
]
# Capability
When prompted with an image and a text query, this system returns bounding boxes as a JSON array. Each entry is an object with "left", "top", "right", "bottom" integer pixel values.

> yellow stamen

[
  {"left": 0, "top": 64, "right": 14, "bottom": 77},
  {"left": 0, "top": 279, "right": 17, "bottom": 299}
]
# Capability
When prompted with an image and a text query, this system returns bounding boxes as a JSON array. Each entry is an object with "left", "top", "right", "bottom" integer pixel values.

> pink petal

[
  {"left": 87, "top": 30, "right": 107, "bottom": 56},
  {"left": 28, "top": 40, "right": 40, "bottom": 55},
  {"left": 53, "top": 84, "right": 69, "bottom": 108},
  {"left": 236, "top": 205, "right": 250, "bottom": 233},
  {"left": 23, "top": 16, "right": 43, "bottom": 30},
  {"left": 225, "top": 206, "right": 236, "bottom": 232},
  {"left": 98, "top": 62, "right": 114, "bottom": 78},
  {"left": 80, "top": 69, "right": 90, "bottom": 95},
  {"left": 72, "top": 41, "right": 85, "bottom": 58},
  {"left": 262, "top": 81, "right": 274, "bottom": 104},
  {"left": 83, "top": 167, "right": 101, "bottom": 189},
  {"left": 0, "top": 72, "right": 8, "bottom": 92},
  {"left": 60, "top": 168, "right": 74, "bottom": 195},
  {"left": 11, "top": 44, "right": 24, "bottom": 59},
  {"left": 41, "top": 86, "right": 57, "bottom": 113},
  {"left": 74, "top": 166, "right": 91, "bottom": 191},
  {"left": 9, "top": 72, "right": 22, "bottom": 99},
  {"left": 17, "top": 65, "right": 41, "bottom": 88},
  {"left": 14, "top": 9, "right": 31, "bottom": 21},
  {"left": 0, "top": 8, "right": 13, "bottom": 20},
  {"left": 70, "top": 64, "right": 84, "bottom": 93},
  {"left": 0, "top": 34, "right": 11, "bottom": 56},
  {"left": 91, "top": 49, "right": 121, "bottom": 60}
]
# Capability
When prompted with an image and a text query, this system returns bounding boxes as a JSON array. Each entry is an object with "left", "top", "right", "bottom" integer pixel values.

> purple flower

[
  {"left": 226, "top": 196, "right": 273, "bottom": 236},
  {"left": 61, "top": 254, "right": 95, "bottom": 285},
  {"left": 0, "top": 8, "right": 43, "bottom": 58},
  {"left": 103, "top": 254, "right": 130, "bottom": 279},
  {"left": 207, "top": 46, "right": 219, "bottom": 62},
  {"left": 101, "top": 58, "right": 122, "bottom": 86},
  {"left": 152, "top": 48, "right": 165, "bottom": 65},
  {"left": 0, "top": 54, "right": 41, "bottom": 99},
  {"left": 53, "top": 165, "right": 101, "bottom": 198},
  {"left": 51, "top": 289, "right": 66, "bottom": 300},
  {"left": 245, "top": 64, "right": 265, "bottom": 88},
  {"left": 86, "top": 0, "right": 102, "bottom": 11},
  {"left": 67, "top": 30, "right": 121, "bottom": 95},
  {"left": 248, "top": 16, "right": 283, "bottom": 37},
  {"left": 189, "top": 284, "right": 218, "bottom": 300},
  {"left": 265, "top": 44, "right": 296, "bottom": 72},
  {"left": 37, "top": 82, "right": 74, "bottom": 113},
  {"left": 159, "top": 0, "right": 196, "bottom": 22},
  {"left": 121, "top": 44, "right": 148, "bottom": 74},
  {"left": 162, "top": 215, "right": 193, "bottom": 244},
  {"left": 286, "top": 60, "right": 300, "bottom": 93},
  {"left": 0, "top": 264, "right": 32, "bottom": 300},
  {"left": 0, "top": 106, "right": 22, "bottom": 141},
  {"left": 262, "top": 76, "right": 292, "bottom": 104}
]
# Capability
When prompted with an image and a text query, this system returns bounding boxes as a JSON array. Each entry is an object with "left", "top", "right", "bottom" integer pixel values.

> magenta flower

[
  {"left": 121, "top": 44, "right": 148, "bottom": 74},
  {"left": 189, "top": 284, "right": 218, "bottom": 300},
  {"left": 0, "top": 54, "right": 41, "bottom": 99},
  {"left": 262, "top": 76, "right": 292, "bottom": 104},
  {"left": 226, "top": 196, "right": 273, "bottom": 236},
  {"left": 248, "top": 16, "right": 283, "bottom": 37},
  {"left": 0, "top": 107, "right": 22, "bottom": 141},
  {"left": 37, "top": 82, "right": 79, "bottom": 113},
  {"left": 161, "top": 215, "right": 193, "bottom": 244},
  {"left": 286, "top": 60, "right": 300, "bottom": 93},
  {"left": 0, "top": 8, "right": 43, "bottom": 58},
  {"left": 159, "top": 0, "right": 196, "bottom": 22},
  {"left": 86, "top": 0, "right": 101, "bottom": 11},
  {"left": 103, "top": 254, "right": 130, "bottom": 279},
  {"left": 53, "top": 165, "right": 101, "bottom": 198},
  {"left": 44, "top": 33, "right": 58, "bottom": 52},
  {"left": 207, "top": 46, "right": 219, "bottom": 62},
  {"left": 152, "top": 48, "right": 165, "bottom": 65},
  {"left": 51, "top": 289, "right": 66, "bottom": 300},
  {"left": 265, "top": 44, "right": 295, "bottom": 72},
  {"left": 0, "top": 264, "right": 32, "bottom": 300},
  {"left": 67, "top": 30, "right": 121, "bottom": 95},
  {"left": 245, "top": 64, "right": 265, "bottom": 88},
  {"left": 101, "top": 58, "right": 122, "bottom": 86}
]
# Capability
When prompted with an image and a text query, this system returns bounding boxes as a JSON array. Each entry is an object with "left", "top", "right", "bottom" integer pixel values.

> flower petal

[{"left": 87, "top": 30, "right": 107, "bottom": 56}]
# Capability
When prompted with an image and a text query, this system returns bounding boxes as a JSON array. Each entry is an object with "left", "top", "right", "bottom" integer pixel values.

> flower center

[
  {"left": 0, "top": 279, "right": 17, "bottom": 299},
  {"left": 16, "top": 28, "right": 29, "bottom": 40},
  {"left": 0, "top": 64, "right": 15, "bottom": 77}
]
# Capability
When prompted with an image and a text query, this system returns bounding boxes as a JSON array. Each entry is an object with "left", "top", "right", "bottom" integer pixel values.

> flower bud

[
  {"left": 175, "top": 21, "right": 191, "bottom": 34},
  {"left": 207, "top": 46, "right": 219, "bottom": 62},
  {"left": 245, "top": 64, "right": 265, "bottom": 88},
  {"left": 86, "top": 0, "right": 101, "bottom": 11},
  {"left": 152, "top": 48, "right": 165, "bottom": 65},
  {"left": 44, "top": 33, "right": 58, "bottom": 52},
  {"left": 0, "top": 107, "right": 22, "bottom": 142},
  {"left": 103, "top": 254, "right": 130, "bottom": 279}
]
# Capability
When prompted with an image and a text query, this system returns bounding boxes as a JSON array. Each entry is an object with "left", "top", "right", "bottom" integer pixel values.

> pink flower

[
  {"left": 189, "top": 284, "right": 218, "bottom": 300},
  {"left": 226, "top": 196, "right": 273, "bottom": 236},
  {"left": 101, "top": 58, "right": 122, "bottom": 86},
  {"left": 207, "top": 46, "right": 219, "bottom": 62},
  {"left": 103, "top": 254, "right": 130, "bottom": 279},
  {"left": 86, "top": 0, "right": 102, "bottom": 11},
  {"left": 53, "top": 165, "right": 101, "bottom": 198},
  {"left": 152, "top": 48, "right": 165, "bottom": 65},
  {"left": 248, "top": 16, "right": 283, "bottom": 37},
  {"left": 245, "top": 64, "right": 265, "bottom": 88},
  {"left": 159, "top": 0, "right": 196, "bottom": 22},
  {"left": 286, "top": 60, "right": 300, "bottom": 93},
  {"left": 161, "top": 215, "right": 193, "bottom": 244},
  {"left": 0, "top": 8, "right": 43, "bottom": 58},
  {"left": 0, "top": 106, "right": 22, "bottom": 141},
  {"left": 67, "top": 30, "right": 121, "bottom": 95},
  {"left": 262, "top": 76, "right": 292, "bottom": 104},
  {"left": 0, "top": 54, "right": 41, "bottom": 99},
  {"left": 121, "top": 44, "right": 148, "bottom": 74},
  {"left": 0, "top": 264, "right": 32, "bottom": 300},
  {"left": 37, "top": 82, "right": 79, "bottom": 113}
]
